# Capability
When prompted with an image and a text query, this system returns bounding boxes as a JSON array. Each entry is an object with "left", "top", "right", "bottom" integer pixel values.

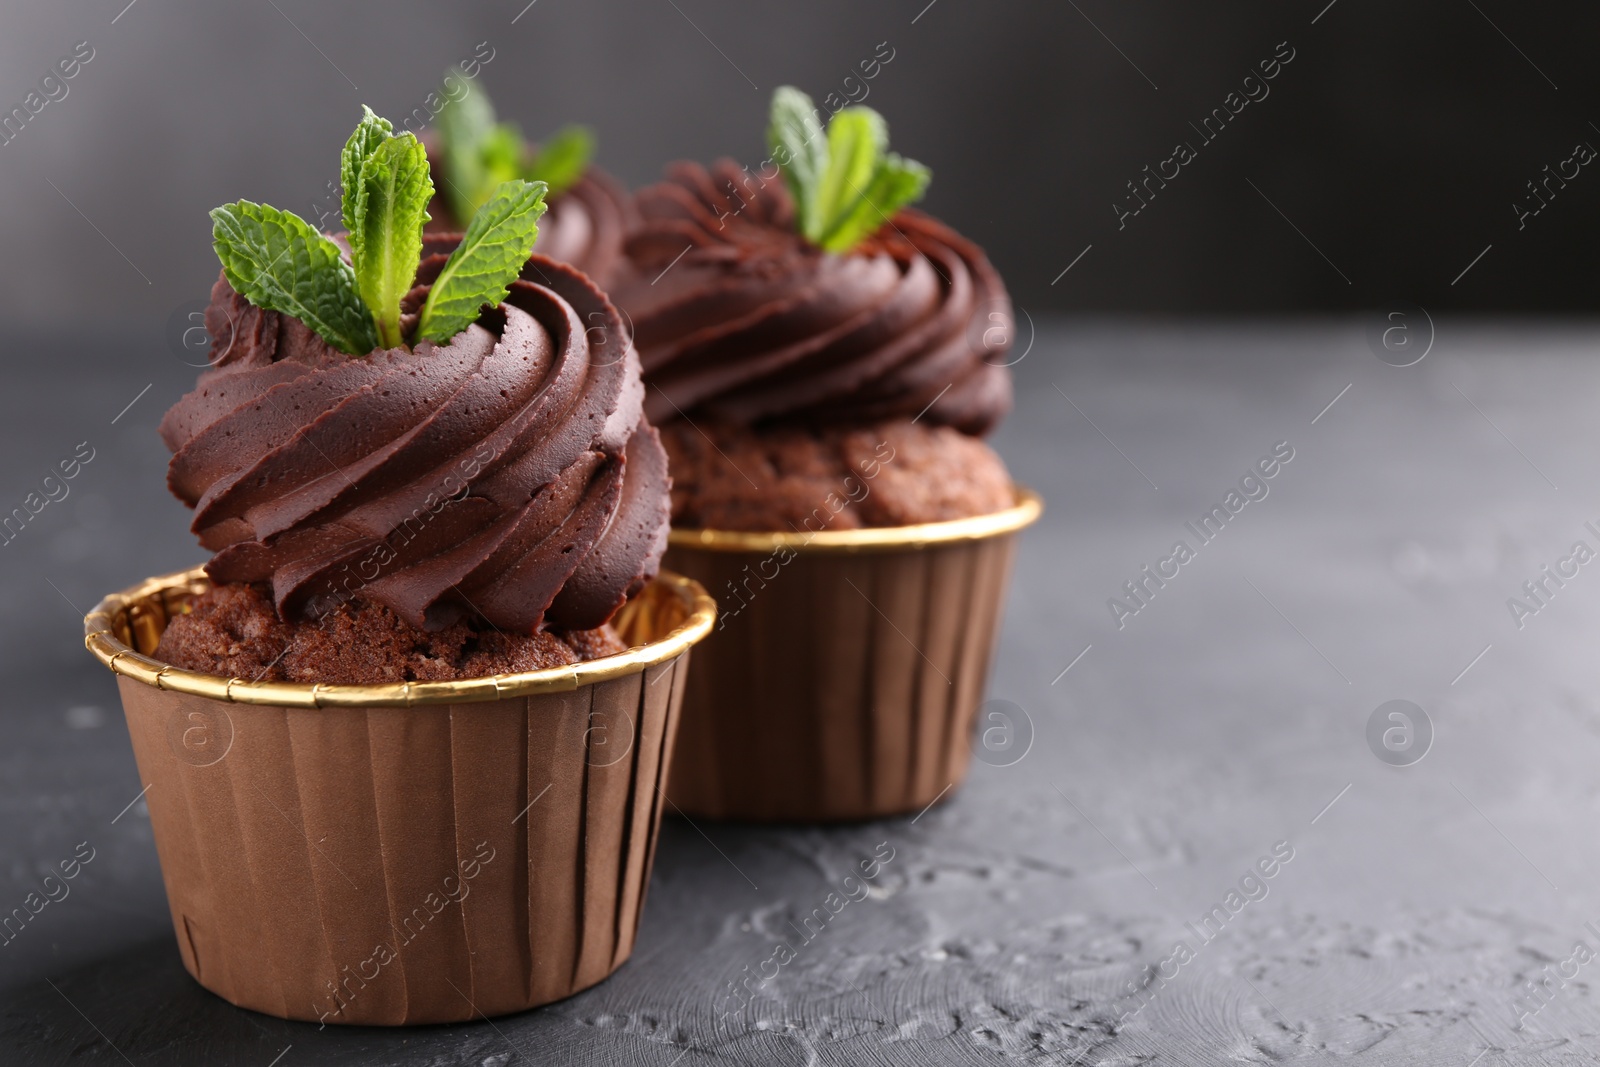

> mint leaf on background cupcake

[
  {"left": 209, "top": 106, "right": 546, "bottom": 354},
  {"left": 526, "top": 125, "right": 596, "bottom": 197},
  {"left": 435, "top": 76, "right": 594, "bottom": 220},
  {"left": 767, "top": 85, "right": 930, "bottom": 253}
]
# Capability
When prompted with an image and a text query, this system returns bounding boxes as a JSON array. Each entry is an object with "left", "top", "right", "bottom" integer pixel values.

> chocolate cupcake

[
  {"left": 83, "top": 107, "right": 713, "bottom": 1024},
  {"left": 614, "top": 88, "right": 1040, "bottom": 822},
  {"left": 423, "top": 78, "right": 630, "bottom": 288}
]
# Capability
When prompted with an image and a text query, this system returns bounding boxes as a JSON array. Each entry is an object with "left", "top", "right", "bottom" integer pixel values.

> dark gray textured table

[{"left": 4, "top": 319, "right": 1597, "bottom": 1065}]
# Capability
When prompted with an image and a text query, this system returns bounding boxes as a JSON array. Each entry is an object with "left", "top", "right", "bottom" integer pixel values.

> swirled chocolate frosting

[
  {"left": 613, "top": 160, "right": 1013, "bottom": 435},
  {"left": 160, "top": 242, "right": 669, "bottom": 634},
  {"left": 423, "top": 145, "right": 632, "bottom": 290}
]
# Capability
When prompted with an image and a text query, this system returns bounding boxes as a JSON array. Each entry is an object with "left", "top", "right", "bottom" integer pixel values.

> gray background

[
  {"left": 1, "top": 0, "right": 1599, "bottom": 328},
  {"left": 7, "top": 1, "right": 1600, "bottom": 1063}
]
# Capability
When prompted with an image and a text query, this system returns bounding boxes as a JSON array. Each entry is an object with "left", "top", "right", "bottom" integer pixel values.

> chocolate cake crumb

[
  {"left": 155, "top": 583, "right": 630, "bottom": 685},
  {"left": 660, "top": 418, "right": 1014, "bottom": 531}
]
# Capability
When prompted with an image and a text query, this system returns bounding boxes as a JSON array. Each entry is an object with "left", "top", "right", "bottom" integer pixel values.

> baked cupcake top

[
  {"left": 614, "top": 87, "right": 1013, "bottom": 436},
  {"left": 161, "top": 107, "right": 668, "bottom": 635},
  {"left": 422, "top": 79, "right": 631, "bottom": 288}
]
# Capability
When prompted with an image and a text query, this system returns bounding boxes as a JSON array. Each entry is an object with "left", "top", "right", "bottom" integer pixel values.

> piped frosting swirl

[
  {"left": 614, "top": 159, "right": 1013, "bottom": 434},
  {"left": 160, "top": 241, "right": 669, "bottom": 633}
]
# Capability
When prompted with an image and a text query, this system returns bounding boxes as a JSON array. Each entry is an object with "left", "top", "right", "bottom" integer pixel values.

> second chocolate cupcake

[{"left": 614, "top": 88, "right": 1040, "bottom": 822}]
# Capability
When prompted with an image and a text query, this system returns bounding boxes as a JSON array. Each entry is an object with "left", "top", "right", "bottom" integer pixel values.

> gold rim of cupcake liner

[
  {"left": 666, "top": 485, "right": 1042, "bottom": 554},
  {"left": 84, "top": 567, "right": 717, "bottom": 708}
]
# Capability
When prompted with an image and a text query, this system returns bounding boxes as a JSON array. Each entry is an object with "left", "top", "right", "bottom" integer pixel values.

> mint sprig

[
  {"left": 210, "top": 200, "right": 378, "bottom": 355},
  {"left": 435, "top": 77, "right": 594, "bottom": 220},
  {"left": 767, "top": 86, "right": 931, "bottom": 254},
  {"left": 417, "top": 178, "right": 548, "bottom": 343},
  {"left": 435, "top": 82, "right": 496, "bottom": 221},
  {"left": 768, "top": 87, "right": 828, "bottom": 239},
  {"left": 210, "top": 106, "right": 543, "bottom": 356},
  {"left": 351, "top": 135, "right": 432, "bottom": 348},
  {"left": 525, "top": 125, "right": 595, "bottom": 197},
  {"left": 340, "top": 106, "right": 393, "bottom": 235}
]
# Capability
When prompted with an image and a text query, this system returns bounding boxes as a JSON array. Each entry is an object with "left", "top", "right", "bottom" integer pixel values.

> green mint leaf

[
  {"left": 767, "top": 86, "right": 827, "bottom": 241},
  {"left": 766, "top": 88, "right": 934, "bottom": 253},
  {"left": 819, "top": 152, "right": 931, "bottom": 253},
  {"left": 210, "top": 200, "right": 377, "bottom": 355},
  {"left": 525, "top": 124, "right": 594, "bottom": 196},
  {"left": 480, "top": 123, "right": 525, "bottom": 190},
  {"left": 341, "top": 105, "right": 393, "bottom": 237},
  {"left": 353, "top": 134, "right": 433, "bottom": 349},
  {"left": 813, "top": 106, "right": 885, "bottom": 242},
  {"left": 435, "top": 77, "right": 498, "bottom": 222},
  {"left": 416, "top": 179, "right": 548, "bottom": 343}
]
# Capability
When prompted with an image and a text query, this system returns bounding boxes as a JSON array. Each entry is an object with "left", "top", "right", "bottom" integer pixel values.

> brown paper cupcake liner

[
  {"left": 662, "top": 488, "right": 1041, "bottom": 822},
  {"left": 84, "top": 567, "right": 715, "bottom": 1025}
]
